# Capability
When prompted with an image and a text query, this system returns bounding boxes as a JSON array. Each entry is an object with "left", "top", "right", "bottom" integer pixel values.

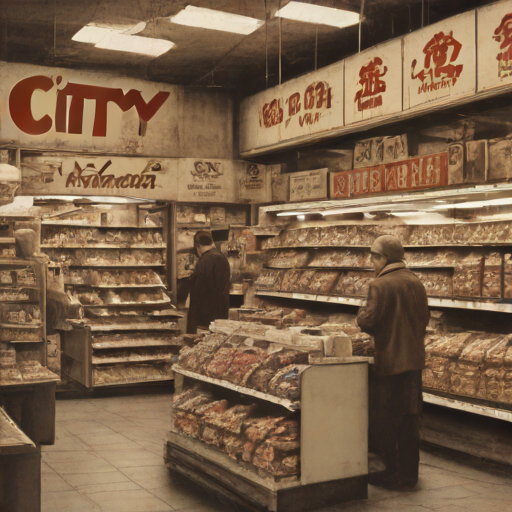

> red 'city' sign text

[{"left": 9, "top": 75, "right": 170, "bottom": 137}]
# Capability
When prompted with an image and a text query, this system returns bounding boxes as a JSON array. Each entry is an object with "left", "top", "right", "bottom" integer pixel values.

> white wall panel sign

[
  {"left": 403, "top": 11, "right": 476, "bottom": 110},
  {"left": 239, "top": 61, "right": 344, "bottom": 153},
  {"left": 20, "top": 155, "right": 243, "bottom": 203},
  {"left": 289, "top": 168, "right": 328, "bottom": 202},
  {"left": 345, "top": 39, "right": 403, "bottom": 125},
  {"left": 477, "top": 0, "right": 512, "bottom": 92},
  {"left": 0, "top": 62, "right": 180, "bottom": 156}
]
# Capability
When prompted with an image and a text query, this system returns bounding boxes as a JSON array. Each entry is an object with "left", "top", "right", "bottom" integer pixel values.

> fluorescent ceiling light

[
  {"left": 432, "top": 197, "right": 512, "bottom": 210},
  {"left": 73, "top": 24, "right": 174, "bottom": 57},
  {"left": 72, "top": 26, "right": 115, "bottom": 44},
  {"left": 95, "top": 32, "right": 175, "bottom": 56},
  {"left": 275, "top": 2, "right": 360, "bottom": 28},
  {"left": 169, "top": 5, "right": 264, "bottom": 35}
]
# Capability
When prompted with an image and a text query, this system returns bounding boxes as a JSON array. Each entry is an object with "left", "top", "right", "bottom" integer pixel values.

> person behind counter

[
  {"left": 186, "top": 230, "right": 231, "bottom": 334},
  {"left": 356, "top": 235, "right": 430, "bottom": 489}
]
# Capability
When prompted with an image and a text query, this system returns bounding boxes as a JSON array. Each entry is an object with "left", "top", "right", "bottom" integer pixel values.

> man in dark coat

[
  {"left": 357, "top": 235, "right": 430, "bottom": 489},
  {"left": 186, "top": 231, "right": 231, "bottom": 334}
]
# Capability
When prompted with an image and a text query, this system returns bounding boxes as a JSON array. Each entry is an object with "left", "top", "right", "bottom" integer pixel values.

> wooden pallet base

[{"left": 164, "top": 434, "right": 367, "bottom": 512}]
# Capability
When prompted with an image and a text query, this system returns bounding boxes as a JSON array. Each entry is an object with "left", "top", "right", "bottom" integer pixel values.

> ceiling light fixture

[
  {"left": 72, "top": 25, "right": 175, "bottom": 57},
  {"left": 169, "top": 5, "right": 264, "bottom": 35},
  {"left": 95, "top": 33, "right": 175, "bottom": 57},
  {"left": 275, "top": 1, "right": 360, "bottom": 29}
]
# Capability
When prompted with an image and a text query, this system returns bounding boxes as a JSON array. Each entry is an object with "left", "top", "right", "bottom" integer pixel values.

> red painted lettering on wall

[
  {"left": 9, "top": 75, "right": 170, "bottom": 137},
  {"left": 411, "top": 31, "right": 463, "bottom": 94},
  {"left": 354, "top": 57, "right": 387, "bottom": 112},
  {"left": 494, "top": 12, "right": 512, "bottom": 78}
]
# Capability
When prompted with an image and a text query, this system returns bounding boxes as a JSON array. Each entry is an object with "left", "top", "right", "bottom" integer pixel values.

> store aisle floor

[{"left": 42, "top": 393, "right": 512, "bottom": 512}]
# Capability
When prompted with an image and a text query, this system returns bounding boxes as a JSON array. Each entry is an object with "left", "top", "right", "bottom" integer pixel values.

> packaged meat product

[
  {"left": 268, "top": 364, "right": 309, "bottom": 400},
  {"left": 423, "top": 336, "right": 452, "bottom": 391},
  {"left": 415, "top": 270, "right": 453, "bottom": 297},
  {"left": 201, "top": 425, "right": 224, "bottom": 447},
  {"left": 280, "top": 270, "right": 304, "bottom": 292},
  {"left": 177, "top": 334, "right": 226, "bottom": 372},
  {"left": 244, "top": 416, "right": 288, "bottom": 442},
  {"left": 267, "top": 250, "right": 310, "bottom": 269},
  {"left": 222, "top": 347, "right": 268, "bottom": 385},
  {"left": 223, "top": 435, "right": 245, "bottom": 460},
  {"left": 478, "top": 337, "right": 511, "bottom": 401},
  {"left": 174, "top": 412, "right": 201, "bottom": 438},
  {"left": 205, "top": 347, "right": 237, "bottom": 379},
  {"left": 453, "top": 252, "right": 483, "bottom": 297},
  {"left": 204, "top": 404, "right": 257, "bottom": 435},
  {"left": 308, "top": 271, "right": 340, "bottom": 295},
  {"left": 482, "top": 253, "right": 503, "bottom": 298},
  {"left": 334, "top": 271, "right": 373, "bottom": 297},
  {"left": 295, "top": 270, "right": 316, "bottom": 292}
]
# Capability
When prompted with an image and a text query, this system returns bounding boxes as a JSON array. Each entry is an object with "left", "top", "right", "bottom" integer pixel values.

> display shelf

[
  {"left": 94, "top": 376, "right": 174, "bottom": 387},
  {"left": 265, "top": 265, "right": 454, "bottom": 271},
  {"left": 0, "top": 375, "right": 60, "bottom": 387},
  {"left": 423, "top": 392, "right": 512, "bottom": 423},
  {"left": 256, "top": 291, "right": 512, "bottom": 313},
  {"left": 0, "top": 407, "right": 36, "bottom": 455},
  {"left": 66, "top": 283, "right": 165, "bottom": 289},
  {"left": 265, "top": 243, "right": 512, "bottom": 250},
  {"left": 9, "top": 339, "right": 44, "bottom": 344},
  {"left": 68, "top": 320, "right": 181, "bottom": 331},
  {"left": 92, "top": 338, "right": 182, "bottom": 349},
  {"left": 41, "top": 221, "right": 163, "bottom": 228},
  {"left": 256, "top": 291, "right": 365, "bottom": 307},
  {"left": 92, "top": 354, "right": 173, "bottom": 365},
  {"left": 173, "top": 366, "right": 300, "bottom": 411},
  {"left": 41, "top": 244, "right": 166, "bottom": 249},
  {"left": 50, "top": 264, "right": 166, "bottom": 268},
  {"left": 0, "top": 323, "right": 42, "bottom": 329},
  {"left": 0, "top": 237, "right": 15, "bottom": 244},
  {"left": 85, "top": 299, "right": 171, "bottom": 308}
]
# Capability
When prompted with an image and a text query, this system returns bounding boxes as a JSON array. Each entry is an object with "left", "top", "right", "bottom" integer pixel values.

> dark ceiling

[{"left": 0, "top": 0, "right": 499, "bottom": 97}]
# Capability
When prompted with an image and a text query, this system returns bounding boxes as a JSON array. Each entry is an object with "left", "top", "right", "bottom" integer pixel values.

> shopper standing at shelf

[
  {"left": 186, "top": 230, "right": 231, "bottom": 334},
  {"left": 356, "top": 234, "right": 430, "bottom": 489}
]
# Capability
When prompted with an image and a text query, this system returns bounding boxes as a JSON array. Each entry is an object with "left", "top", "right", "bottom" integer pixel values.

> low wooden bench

[{"left": 0, "top": 406, "right": 41, "bottom": 512}]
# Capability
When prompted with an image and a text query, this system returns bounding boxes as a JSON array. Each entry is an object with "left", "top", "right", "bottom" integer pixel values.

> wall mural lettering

[
  {"left": 188, "top": 161, "right": 223, "bottom": 198},
  {"left": 9, "top": 75, "right": 170, "bottom": 136}
]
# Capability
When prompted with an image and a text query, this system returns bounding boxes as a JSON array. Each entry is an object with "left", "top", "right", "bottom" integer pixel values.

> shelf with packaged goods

[
  {"left": 255, "top": 291, "right": 512, "bottom": 313},
  {"left": 265, "top": 265, "right": 455, "bottom": 271},
  {"left": 92, "top": 353, "right": 175, "bottom": 365},
  {"left": 41, "top": 221, "right": 164, "bottom": 229},
  {"left": 92, "top": 338, "right": 182, "bottom": 350},
  {"left": 423, "top": 392, "right": 512, "bottom": 423},
  {"left": 264, "top": 244, "right": 512, "bottom": 250},
  {"left": 68, "top": 319, "right": 182, "bottom": 332},
  {"left": 41, "top": 244, "right": 167, "bottom": 249},
  {"left": 0, "top": 323, "right": 43, "bottom": 329},
  {"left": 65, "top": 283, "right": 166, "bottom": 289},
  {"left": 0, "top": 238, "right": 15, "bottom": 244},
  {"left": 94, "top": 376, "right": 174, "bottom": 387},
  {"left": 84, "top": 299, "right": 171, "bottom": 309},
  {"left": 9, "top": 339, "right": 45, "bottom": 344},
  {"left": 48, "top": 264, "right": 166, "bottom": 268},
  {"left": 173, "top": 366, "right": 300, "bottom": 411},
  {"left": 1, "top": 375, "right": 60, "bottom": 387}
]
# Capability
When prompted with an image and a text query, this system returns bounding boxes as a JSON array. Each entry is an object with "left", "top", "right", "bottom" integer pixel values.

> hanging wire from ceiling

[
  {"left": 265, "top": 0, "right": 269, "bottom": 89},
  {"left": 278, "top": 0, "right": 282, "bottom": 85},
  {"left": 314, "top": 25, "right": 318, "bottom": 71},
  {"left": 358, "top": 0, "right": 365, "bottom": 52}
]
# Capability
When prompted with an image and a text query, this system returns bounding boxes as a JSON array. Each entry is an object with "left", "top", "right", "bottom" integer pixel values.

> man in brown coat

[
  {"left": 186, "top": 231, "right": 231, "bottom": 334},
  {"left": 357, "top": 235, "right": 430, "bottom": 489}
]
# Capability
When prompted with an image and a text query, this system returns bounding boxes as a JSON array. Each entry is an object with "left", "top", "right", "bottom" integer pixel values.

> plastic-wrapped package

[{"left": 268, "top": 364, "right": 309, "bottom": 400}]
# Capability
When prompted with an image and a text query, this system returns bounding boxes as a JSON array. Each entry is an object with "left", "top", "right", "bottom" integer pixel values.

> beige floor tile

[
  {"left": 62, "top": 470, "right": 132, "bottom": 489},
  {"left": 41, "top": 472, "right": 73, "bottom": 493},
  {"left": 85, "top": 489, "right": 172, "bottom": 512},
  {"left": 45, "top": 458, "right": 118, "bottom": 475},
  {"left": 76, "top": 432, "right": 134, "bottom": 447},
  {"left": 120, "top": 465, "right": 175, "bottom": 489},
  {"left": 100, "top": 449, "right": 163, "bottom": 468},
  {"left": 43, "top": 451, "right": 103, "bottom": 463},
  {"left": 42, "top": 436, "right": 92, "bottom": 452},
  {"left": 59, "top": 420, "right": 116, "bottom": 436},
  {"left": 41, "top": 490, "right": 101, "bottom": 512},
  {"left": 79, "top": 481, "right": 143, "bottom": 494}
]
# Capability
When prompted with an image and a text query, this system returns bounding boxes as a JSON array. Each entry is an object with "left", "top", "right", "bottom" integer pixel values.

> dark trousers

[{"left": 369, "top": 369, "right": 422, "bottom": 487}]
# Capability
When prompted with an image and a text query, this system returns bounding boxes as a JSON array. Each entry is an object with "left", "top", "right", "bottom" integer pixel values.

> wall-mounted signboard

[
  {"left": 478, "top": 0, "right": 512, "bottom": 92},
  {"left": 345, "top": 39, "right": 403, "bottom": 125},
  {"left": 403, "top": 11, "right": 476, "bottom": 110},
  {"left": 240, "top": 61, "right": 345, "bottom": 154}
]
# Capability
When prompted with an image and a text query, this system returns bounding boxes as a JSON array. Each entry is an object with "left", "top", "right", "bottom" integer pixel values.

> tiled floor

[{"left": 42, "top": 393, "right": 512, "bottom": 512}]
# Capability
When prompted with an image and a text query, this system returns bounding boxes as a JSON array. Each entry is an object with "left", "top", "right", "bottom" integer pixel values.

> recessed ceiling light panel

[
  {"left": 275, "top": 1, "right": 360, "bottom": 29},
  {"left": 94, "top": 32, "right": 175, "bottom": 57},
  {"left": 169, "top": 5, "right": 264, "bottom": 35},
  {"left": 72, "top": 26, "right": 116, "bottom": 44}
]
